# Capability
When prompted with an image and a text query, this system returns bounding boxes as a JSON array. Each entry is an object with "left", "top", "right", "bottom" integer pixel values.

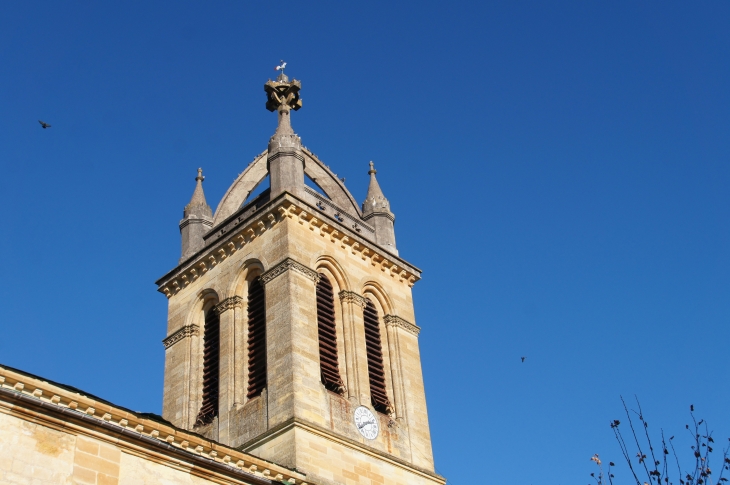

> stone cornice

[
  {"left": 156, "top": 193, "right": 421, "bottom": 299},
  {"left": 338, "top": 290, "right": 367, "bottom": 308},
  {"left": 0, "top": 365, "right": 311, "bottom": 485},
  {"left": 283, "top": 198, "right": 421, "bottom": 287},
  {"left": 214, "top": 296, "right": 244, "bottom": 315},
  {"left": 162, "top": 324, "right": 199, "bottom": 349},
  {"left": 303, "top": 187, "right": 375, "bottom": 238},
  {"left": 384, "top": 315, "right": 421, "bottom": 336},
  {"left": 260, "top": 257, "right": 320, "bottom": 285}
]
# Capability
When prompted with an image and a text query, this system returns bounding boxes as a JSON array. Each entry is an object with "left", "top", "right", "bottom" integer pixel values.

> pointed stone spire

[
  {"left": 363, "top": 161, "right": 391, "bottom": 215},
  {"left": 362, "top": 162, "right": 398, "bottom": 255},
  {"left": 265, "top": 70, "right": 305, "bottom": 198},
  {"left": 184, "top": 168, "right": 213, "bottom": 218},
  {"left": 180, "top": 168, "right": 213, "bottom": 262}
]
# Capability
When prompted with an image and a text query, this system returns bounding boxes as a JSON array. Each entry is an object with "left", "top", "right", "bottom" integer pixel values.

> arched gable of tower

[{"left": 212, "top": 148, "right": 362, "bottom": 227}]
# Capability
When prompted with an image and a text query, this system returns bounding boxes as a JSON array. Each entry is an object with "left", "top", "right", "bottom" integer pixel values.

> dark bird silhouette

[
  {"left": 38, "top": 120, "right": 51, "bottom": 129},
  {"left": 521, "top": 356, "right": 525, "bottom": 362}
]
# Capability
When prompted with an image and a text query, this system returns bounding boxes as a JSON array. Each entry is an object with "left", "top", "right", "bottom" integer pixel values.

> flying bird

[
  {"left": 38, "top": 120, "right": 51, "bottom": 129},
  {"left": 275, "top": 60, "right": 287, "bottom": 72},
  {"left": 521, "top": 356, "right": 525, "bottom": 362}
]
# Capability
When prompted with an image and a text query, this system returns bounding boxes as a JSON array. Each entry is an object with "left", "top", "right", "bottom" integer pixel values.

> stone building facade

[
  {"left": 0, "top": 364, "right": 309, "bottom": 485},
  {"left": 0, "top": 71, "right": 444, "bottom": 485}
]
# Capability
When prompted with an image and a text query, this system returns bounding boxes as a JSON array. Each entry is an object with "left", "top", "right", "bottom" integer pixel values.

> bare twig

[{"left": 599, "top": 400, "right": 728, "bottom": 485}]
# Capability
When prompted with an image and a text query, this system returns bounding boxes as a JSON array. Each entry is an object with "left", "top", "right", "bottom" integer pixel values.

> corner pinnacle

[
  {"left": 362, "top": 161, "right": 390, "bottom": 216},
  {"left": 185, "top": 167, "right": 212, "bottom": 218}
]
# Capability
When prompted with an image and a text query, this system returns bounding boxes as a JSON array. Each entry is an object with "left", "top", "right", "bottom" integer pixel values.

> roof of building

[{"left": 0, "top": 362, "right": 313, "bottom": 485}]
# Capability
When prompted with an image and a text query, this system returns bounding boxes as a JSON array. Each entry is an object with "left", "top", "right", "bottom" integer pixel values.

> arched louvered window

[
  {"left": 246, "top": 278, "right": 267, "bottom": 399},
  {"left": 316, "top": 275, "right": 344, "bottom": 393},
  {"left": 196, "top": 307, "right": 220, "bottom": 426},
  {"left": 363, "top": 299, "right": 393, "bottom": 414}
]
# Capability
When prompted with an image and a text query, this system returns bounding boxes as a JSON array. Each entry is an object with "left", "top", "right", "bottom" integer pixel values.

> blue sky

[{"left": 1, "top": 2, "right": 729, "bottom": 484}]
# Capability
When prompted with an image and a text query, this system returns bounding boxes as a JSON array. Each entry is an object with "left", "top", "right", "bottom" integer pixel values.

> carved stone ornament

[
  {"left": 260, "top": 257, "right": 320, "bottom": 285},
  {"left": 338, "top": 290, "right": 367, "bottom": 308},
  {"left": 162, "top": 324, "right": 200, "bottom": 349},
  {"left": 384, "top": 315, "right": 421, "bottom": 336},
  {"left": 214, "top": 296, "right": 244, "bottom": 315},
  {"left": 264, "top": 76, "right": 302, "bottom": 113}
]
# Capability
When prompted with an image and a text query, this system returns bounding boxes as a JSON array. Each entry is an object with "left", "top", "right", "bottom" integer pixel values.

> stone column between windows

[
  {"left": 187, "top": 331, "right": 203, "bottom": 429},
  {"left": 339, "top": 290, "right": 371, "bottom": 407},
  {"left": 338, "top": 291, "right": 365, "bottom": 403},
  {"left": 215, "top": 295, "right": 243, "bottom": 443},
  {"left": 260, "top": 258, "right": 322, "bottom": 429},
  {"left": 183, "top": 332, "right": 203, "bottom": 429},
  {"left": 385, "top": 322, "right": 407, "bottom": 423},
  {"left": 234, "top": 300, "right": 247, "bottom": 407}
]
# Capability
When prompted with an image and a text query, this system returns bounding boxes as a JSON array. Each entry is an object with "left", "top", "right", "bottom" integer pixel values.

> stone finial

[
  {"left": 265, "top": 69, "right": 306, "bottom": 198},
  {"left": 264, "top": 76, "right": 302, "bottom": 113},
  {"left": 184, "top": 168, "right": 212, "bottom": 219},
  {"left": 265, "top": 72, "right": 303, "bottom": 144},
  {"left": 180, "top": 168, "right": 213, "bottom": 262},
  {"left": 362, "top": 162, "right": 391, "bottom": 215},
  {"left": 362, "top": 162, "right": 398, "bottom": 255}
]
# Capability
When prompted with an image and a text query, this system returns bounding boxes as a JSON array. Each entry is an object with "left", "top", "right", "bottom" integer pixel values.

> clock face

[{"left": 354, "top": 406, "right": 379, "bottom": 440}]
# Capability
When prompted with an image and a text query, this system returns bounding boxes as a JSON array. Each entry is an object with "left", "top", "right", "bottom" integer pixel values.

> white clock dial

[{"left": 353, "top": 406, "right": 379, "bottom": 440}]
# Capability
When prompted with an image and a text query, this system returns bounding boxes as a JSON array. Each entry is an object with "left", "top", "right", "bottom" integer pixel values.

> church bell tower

[{"left": 157, "top": 70, "right": 444, "bottom": 485}]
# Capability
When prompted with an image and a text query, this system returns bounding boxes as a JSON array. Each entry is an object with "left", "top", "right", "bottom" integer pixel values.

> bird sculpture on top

[{"left": 275, "top": 60, "right": 287, "bottom": 75}]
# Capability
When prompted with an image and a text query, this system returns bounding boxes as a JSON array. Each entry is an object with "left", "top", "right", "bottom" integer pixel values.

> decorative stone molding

[
  {"left": 214, "top": 296, "right": 244, "bottom": 315},
  {"left": 267, "top": 150, "right": 305, "bottom": 164},
  {"left": 338, "top": 290, "right": 367, "bottom": 308},
  {"left": 304, "top": 186, "right": 375, "bottom": 237},
  {"left": 157, "top": 195, "right": 422, "bottom": 299},
  {"left": 260, "top": 257, "right": 320, "bottom": 285},
  {"left": 384, "top": 315, "right": 421, "bottom": 336},
  {"left": 162, "top": 324, "right": 200, "bottom": 349},
  {"left": 0, "top": 365, "right": 309, "bottom": 485}
]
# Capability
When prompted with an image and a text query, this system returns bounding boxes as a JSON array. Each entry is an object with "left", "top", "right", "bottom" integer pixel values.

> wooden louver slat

[
  {"left": 363, "top": 299, "right": 393, "bottom": 414},
  {"left": 316, "top": 275, "right": 345, "bottom": 394},
  {"left": 195, "top": 309, "right": 220, "bottom": 426},
  {"left": 246, "top": 278, "right": 267, "bottom": 399}
]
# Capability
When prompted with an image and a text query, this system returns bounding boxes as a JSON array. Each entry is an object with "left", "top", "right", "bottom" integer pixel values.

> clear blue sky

[{"left": 1, "top": 2, "right": 729, "bottom": 484}]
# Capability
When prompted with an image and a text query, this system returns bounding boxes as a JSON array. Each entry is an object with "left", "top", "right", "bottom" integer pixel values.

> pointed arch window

[
  {"left": 246, "top": 278, "right": 267, "bottom": 398},
  {"left": 363, "top": 299, "right": 393, "bottom": 414},
  {"left": 196, "top": 307, "right": 220, "bottom": 426},
  {"left": 316, "top": 275, "right": 345, "bottom": 393}
]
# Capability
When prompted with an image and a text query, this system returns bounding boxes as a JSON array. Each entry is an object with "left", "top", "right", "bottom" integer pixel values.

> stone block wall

[{"left": 0, "top": 365, "right": 311, "bottom": 485}]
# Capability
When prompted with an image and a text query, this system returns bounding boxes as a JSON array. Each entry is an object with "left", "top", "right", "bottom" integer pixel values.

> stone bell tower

[{"left": 157, "top": 70, "right": 444, "bottom": 485}]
